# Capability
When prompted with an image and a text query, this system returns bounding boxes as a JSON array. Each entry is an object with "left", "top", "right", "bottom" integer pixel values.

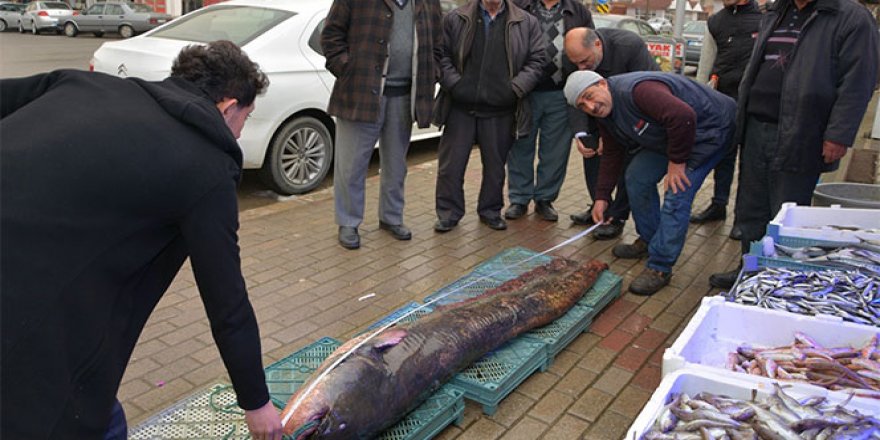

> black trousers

[
  {"left": 435, "top": 106, "right": 514, "bottom": 221},
  {"left": 733, "top": 116, "right": 821, "bottom": 254},
  {"left": 581, "top": 145, "right": 632, "bottom": 222}
]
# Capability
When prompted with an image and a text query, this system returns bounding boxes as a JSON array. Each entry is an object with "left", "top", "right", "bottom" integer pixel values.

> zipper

[{"left": 775, "top": 3, "right": 820, "bottom": 148}]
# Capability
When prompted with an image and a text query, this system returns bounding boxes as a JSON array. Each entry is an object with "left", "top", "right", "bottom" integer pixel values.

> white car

[
  {"left": 647, "top": 17, "right": 673, "bottom": 35},
  {"left": 90, "top": 0, "right": 441, "bottom": 195}
]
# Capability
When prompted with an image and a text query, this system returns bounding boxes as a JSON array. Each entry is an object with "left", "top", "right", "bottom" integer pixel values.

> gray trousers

[{"left": 334, "top": 94, "right": 413, "bottom": 228}]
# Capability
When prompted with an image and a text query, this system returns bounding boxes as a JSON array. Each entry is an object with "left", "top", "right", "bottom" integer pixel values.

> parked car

[
  {"left": 58, "top": 1, "right": 171, "bottom": 38},
  {"left": 647, "top": 16, "right": 672, "bottom": 34},
  {"left": 0, "top": 1, "right": 26, "bottom": 32},
  {"left": 19, "top": 0, "right": 71, "bottom": 34},
  {"left": 91, "top": 0, "right": 441, "bottom": 195},
  {"left": 682, "top": 20, "right": 707, "bottom": 67},
  {"left": 592, "top": 14, "right": 685, "bottom": 73}
]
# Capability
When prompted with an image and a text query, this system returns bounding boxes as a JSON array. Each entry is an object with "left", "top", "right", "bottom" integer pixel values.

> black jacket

[
  {"left": 735, "top": 0, "right": 879, "bottom": 174},
  {"left": 707, "top": 0, "right": 762, "bottom": 99},
  {"left": 1, "top": 70, "right": 268, "bottom": 438},
  {"left": 513, "top": 0, "right": 594, "bottom": 80}
]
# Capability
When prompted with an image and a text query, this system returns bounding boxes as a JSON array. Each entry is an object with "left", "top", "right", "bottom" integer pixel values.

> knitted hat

[{"left": 564, "top": 70, "right": 604, "bottom": 107}]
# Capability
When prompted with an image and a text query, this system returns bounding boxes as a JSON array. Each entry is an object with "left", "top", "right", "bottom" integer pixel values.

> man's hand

[
  {"left": 665, "top": 161, "right": 691, "bottom": 194},
  {"left": 591, "top": 199, "right": 610, "bottom": 225},
  {"left": 576, "top": 137, "right": 603, "bottom": 159},
  {"left": 245, "top": 401, "right": 283, "bottom": 440},
  {"left": 822, "top": 140, "right": 848, "bottom": 164}
]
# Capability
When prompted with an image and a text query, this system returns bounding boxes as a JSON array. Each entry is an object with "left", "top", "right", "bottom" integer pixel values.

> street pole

[{"left": 673, "top": 0, "right": 686, "bottom": 37}]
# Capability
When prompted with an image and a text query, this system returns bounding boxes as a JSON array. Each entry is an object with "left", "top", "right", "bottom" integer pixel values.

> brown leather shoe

[
  {"left": 612, "top": 238, "right": 649, "bottom": 259},
  {"left": 629, "top": 268, "right": 671, "bottom": 296}
]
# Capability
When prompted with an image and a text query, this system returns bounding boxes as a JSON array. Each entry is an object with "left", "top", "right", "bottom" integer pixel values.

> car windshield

[
  {"left": 150, "top": 5, "right": 294, "bottom": 46},
  {"left": 43, "top": 1, "right": 70, "bottom": 9},
  {"left": 682, "top": 21, "right": 706, "bottom": 34},
  {"left": 132, "top": 4, "right": 153, "bottom": 12},
  {"left": 592, "top": 17, "right": 613, "bottom": 28}
]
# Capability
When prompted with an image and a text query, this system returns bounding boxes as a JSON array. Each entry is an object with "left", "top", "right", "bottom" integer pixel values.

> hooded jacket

[
  {"left": 735, "top": 0, "right": 879, "bottom": 174},
  {"left": 1, "top": 70, "right": 268, "bottom": 438},
  {"left": 433, "top": 0, "right": 547, "bottom": 137}
]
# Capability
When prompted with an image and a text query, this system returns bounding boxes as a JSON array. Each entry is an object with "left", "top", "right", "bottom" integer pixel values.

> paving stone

[
  {"left": 556, "top": 366, "right": 598, "bottom": 397},
  {"left": 597, "top": 329, "right": 635, "bottom": 352},
  {"left": 457, "top": 417, "right": 506, "bottom": 440},
  {"left": 631, "top": 363, "right": 662, "bottom": 392},
  {"left": 530, "top": 389, "right": 575, "bottom": 424},
  {"left": 593, "top": 367, "right": 634, "bottom": 395},
  {"left": 583, "top": 410, "right": 633, "bottom": 440},
  {"left": 608, "top": 386, "right": 653, "bottom": 419},
  {"left": 568, "top": 388, "right": 614, "bottom": 422},
  {"left": 613, "top": 346, "right": 652, "bottom": 372},
  {"left": 515, "top": 371, "right": 561, "bottom": 401},
  {"left": 543, "top": 414, "right": 590, "bottom": 439},
  {"left": 498, "top": 416, "right": 548, "bottom": 440},
  {"left": 489, "top": 391, "right": 535, "bottom": 428},
  {"left": 578, "top": 346, "right": 617, "bottom": 374}
]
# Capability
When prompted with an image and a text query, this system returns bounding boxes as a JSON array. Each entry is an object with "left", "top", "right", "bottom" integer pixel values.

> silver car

[
  {"left": 0, "top": 2, "right": 26, "bottom": 32},
  {"left": 20, "top": 0, "right": 70, "bottom": 34},
  {"left": 59, "top": 1, "right": 170, "bottom": 38}
]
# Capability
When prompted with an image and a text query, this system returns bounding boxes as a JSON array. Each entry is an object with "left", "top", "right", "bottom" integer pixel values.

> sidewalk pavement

[{"left": 119, "top": 92, "right": 877, "bottom": 438}]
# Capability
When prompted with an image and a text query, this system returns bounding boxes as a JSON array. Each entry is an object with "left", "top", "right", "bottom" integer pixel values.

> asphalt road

[{"left": 0, "top": 31, "right": 441, "bottom": 211}]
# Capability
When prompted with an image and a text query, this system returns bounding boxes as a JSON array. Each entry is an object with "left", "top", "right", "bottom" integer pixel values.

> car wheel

[
  {"left": 118, "top": 24, "right": 133, "bottom": 38},
  {"left": 31, "top": 21, "right": 38, "bottom": 34},
  {"left": 64, "top": 22, "right": 77, "bottom": 37},
  {"left": 93, "top": 31, "right": 103, "bottom": 37},
  {"left": 0, "top": 20, "right": 7, "bottom": 32},
  {"left": 18, "top": 22, "right": 24, "bottom": 33},
  {"left": 259, "top": 116, "right": 333, "bottom": 195}
]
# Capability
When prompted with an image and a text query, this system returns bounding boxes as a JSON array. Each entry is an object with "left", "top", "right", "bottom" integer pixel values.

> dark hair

[
  {"left": 170, "top": 40, "right": 269, "bottom": 107},
  {"left": 581, "top": 28, "right": 599, "bottom": 48}
]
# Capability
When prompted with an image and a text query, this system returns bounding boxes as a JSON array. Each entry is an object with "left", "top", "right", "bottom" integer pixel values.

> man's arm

[
  {"left": 510, "top": 15, "right": 549, "bottom": 97},
  {"left": 180, "top": 179, "right": 270, "bottom": 410},
  {"left": 320, "top": 0, "right": 352, "bottom": 78},
  {"left": 1, "top": 72, "right": 61, "bottom": 118},
  {"left": 594, "top": 124, "right": 624, "bottom": 202},
  {"left": 696, "top": 30, "right": 717, "bottom": 84},
  {"left": 437, "top": 12, "right": 462, "bottom": 90}
]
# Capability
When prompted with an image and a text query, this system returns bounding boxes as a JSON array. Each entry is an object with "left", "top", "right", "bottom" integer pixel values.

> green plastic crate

[
  {"left": 579, "top": 270, "right": 623, "bottom": 317},
  {"left": 265, "top": 337, "right": 341, "bottom": 409},
  {"left": 449, "top": 338, "right": 546, "bottom": 416},
  {"left": 523, "top": 304, "right": 594, "bottom": 367},
  {"left": 365, "top": 302, "right": 433, "bottom": 332}
]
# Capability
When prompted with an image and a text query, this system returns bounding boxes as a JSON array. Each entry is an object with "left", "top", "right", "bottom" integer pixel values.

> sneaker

[
  {"left": 612, "top": 238, "right": 649, "bottom": 259},
  {"left": 379, "top": 221, "right": 412, "bottom": 240},
  {"left": 504, "top": 203, "right": 527, "bottom": 220},
  {"left": 338, "top": 226, "right": 360, "bottom": 250},
  {"left": 570, "top": 209, "right": 594, "bottom": 226},
  {"left": 433, "top": 219, "right": 459, "bottom": 233},
  {"left": 689, "top": 202, "right": 726, "bottom": 224},
  {"left": 709, "top": 267, "right": 740, "bottom": 289},
  {"left": 593, "top": 221, "right": 624, "bottom": 240},
  {"left": 629, "top": 268, "right": 672, "bottom": 296},
  {"left": 479, "top": 216, "right": 507, "bottom": 230},
  {"left": 534, "top": 201, "right": 558, "bottom": 222}
]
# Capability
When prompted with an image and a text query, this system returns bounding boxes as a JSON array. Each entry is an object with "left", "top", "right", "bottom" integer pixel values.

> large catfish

[{"left": 281, "top": 257, "right": 608, "bottom": 439}]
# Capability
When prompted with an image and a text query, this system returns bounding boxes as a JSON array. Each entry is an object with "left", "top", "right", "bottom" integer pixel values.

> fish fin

[{"left": 373, "top": 328, "right": 407, "bottom": 351}]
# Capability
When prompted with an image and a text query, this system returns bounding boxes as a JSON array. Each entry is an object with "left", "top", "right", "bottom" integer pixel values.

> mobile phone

[{"left": 575, "top": 131, "right": 595, "bottom": 149}]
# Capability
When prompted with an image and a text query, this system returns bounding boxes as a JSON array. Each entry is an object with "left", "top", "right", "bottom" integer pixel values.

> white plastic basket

[{"left": 767, "top": 202, "right": 880, "bottom": 243}]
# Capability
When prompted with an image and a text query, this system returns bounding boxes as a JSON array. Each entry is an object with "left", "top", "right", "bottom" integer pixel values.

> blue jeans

[
  {"left": 507, "top": 90, "right": 572, "bottom": 205},
  {"left": 104, "top": 399, "right": 127, "bottom": 440},
  {"left": 626, "top": 147, "right": 726, "bottom": 273}
]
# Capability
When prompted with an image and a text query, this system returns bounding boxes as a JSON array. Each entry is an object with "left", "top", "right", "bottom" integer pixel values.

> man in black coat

[
  {"left": 709, "top": 0, "right": 879, "bottom": 288},
  {"left": 563, "top": 26, "right": 660, "bottom": 240},
  {"left": 1, "top": 41, "right": 283, "bottom": 440}
]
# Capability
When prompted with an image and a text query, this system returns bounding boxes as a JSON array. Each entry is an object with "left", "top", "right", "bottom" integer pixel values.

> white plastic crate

[
  {"left": 663, "top": 296, "right": 878, "bottom": 378},
  {"left": 767, "top": 202, "right": 880, "bottom": 243},
  {"left": 626, "top": 368, "right": 880, "bottom": 440}
]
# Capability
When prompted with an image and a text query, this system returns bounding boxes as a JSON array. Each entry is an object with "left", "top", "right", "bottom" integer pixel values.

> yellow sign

[{"left": 596, "top": 3, "right": 609, "bottom": 13}]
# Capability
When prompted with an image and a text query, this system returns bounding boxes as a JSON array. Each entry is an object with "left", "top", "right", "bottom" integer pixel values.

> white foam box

[
  {"left": 626, "top": 368, "right": 880, "bottom": 440},
  {"left": 767, "top": 202, "right": 880, "bottom": 243},
  {"left": 662, "top": 296, "right": 879, "bottom": 378}
]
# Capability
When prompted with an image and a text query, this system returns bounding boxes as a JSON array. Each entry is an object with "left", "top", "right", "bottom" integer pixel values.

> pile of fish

[
  {"left": 642, "top": 383, "right": 880, "bottom": 439},
  {"left": 727, "top": 331, "right": 880, "bottom": 399},
  {"left": 725, "top": 267, "right": 880, "bottom": 326},
  {"left": 280, "top": 258, "right": 608, "bottom": 439},
  {"left": 767, "top": 240, "right": 880, "bottom": 276}
]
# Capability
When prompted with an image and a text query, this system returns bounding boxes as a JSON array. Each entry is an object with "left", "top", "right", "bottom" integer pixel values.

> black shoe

[
  {"left": 434, "top": 219, "right": 459, "bottom": 233},
  {"left": 709, "top": 267, "right": 740, "bottom": 289},
  {"left": 479, "top": 216, "right": 508, "bottom": 230},
  {"left": 504, "top": 203, "right": 527, "bottom": 220},
  {"left": 728, "top": 226, "right": 743, "bottom": 241},
  {"left": 338, "top": 226, "right": 360, "bottom": 250},
  {"left": 612, "top": 238, "right": 649, "bottom": 259},
  {"left": 629, "top": 268, "right": 672, "bottom": 296},
  {"left": 379, "top": 221, "right": 412, "bottom": 240},
  {"left": 570, "top": 209, "right": 594, "bottom": 226},
  {"left": 594, "top": 221, "right": 624, "bottom": 240},
  {"left": 690, "top": 202, "right": 726, "bottom": 224},
  {"left": 534, "top": 201, "right": 558, "bottom": 222}
]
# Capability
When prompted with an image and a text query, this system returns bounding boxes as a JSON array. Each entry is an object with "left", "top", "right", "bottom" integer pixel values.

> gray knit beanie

[{"left": 564, "top": 70, "right": 604, "bottom": 107}]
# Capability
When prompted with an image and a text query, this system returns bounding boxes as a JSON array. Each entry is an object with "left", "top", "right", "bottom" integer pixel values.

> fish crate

[
  {"left": 128, "top": 383, "right": 255, "bottom": 440},
  {"left": 626, "top": 368, "right": 880, "bottom": 440},
  {"left": 523, "top": 303, "right": 595, "bottom": 367},
  {"left": 266, "top": 338, "right": 466, "bottom": 440},
  {"left": 423, "top": 271, "right": 502, "bottom": 307},
  {"left": 449, "top": 337, "right": 546, "bottom": 416},
  {"left": 768, "top": 202, "right": 880, "bottom": 244},
  {"left": 364, "top": 302, "right": 434, "bottom": 333},
  {"left": 744, "top": 242, "right": 835, "bottom": 273},
  {"left": 578, "top": 270, "right": 623, "bottom": 315},
  {"left": 472, "top": 246, "right": 553, "bottom": 281}
]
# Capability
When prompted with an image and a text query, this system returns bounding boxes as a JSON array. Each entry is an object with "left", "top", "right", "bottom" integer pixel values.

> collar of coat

[
  {"left": 767, "top": 0, "right": 838, "bottom": 14},
  {"left": 455, "top": 0, "right": 528, "bottom": 23},
  {"left": 726, "top": 0, "right": 759, "bottom": 13}
]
